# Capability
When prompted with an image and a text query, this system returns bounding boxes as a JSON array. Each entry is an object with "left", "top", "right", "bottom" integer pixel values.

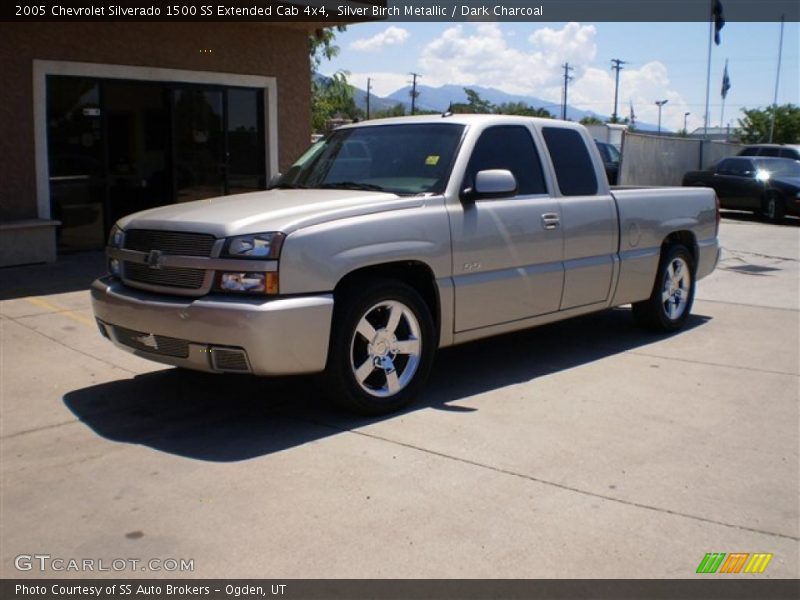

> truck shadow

[{"left": 63, "top": 308, "right": 710, "bottom": 462}]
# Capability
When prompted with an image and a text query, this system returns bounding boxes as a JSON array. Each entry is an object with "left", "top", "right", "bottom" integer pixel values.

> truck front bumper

[{"left": 91, "top": 277, "right": 334, "bottom": 376}]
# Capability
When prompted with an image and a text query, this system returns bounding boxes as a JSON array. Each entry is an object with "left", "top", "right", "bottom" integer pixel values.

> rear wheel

[
  {"left": 326, "top": 280, "right": 436, "bottom": 415},
  {"left": 632, "top": 245, "right": 695, "bottom": 332}
]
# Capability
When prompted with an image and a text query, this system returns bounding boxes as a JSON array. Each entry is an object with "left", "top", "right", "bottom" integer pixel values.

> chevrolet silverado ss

[{"left": 92, "top": 115, "right": 720, "bottom": 414}]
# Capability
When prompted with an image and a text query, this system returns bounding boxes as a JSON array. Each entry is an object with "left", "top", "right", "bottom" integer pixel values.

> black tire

[
  {"left": 326, "top": 279, "right": 436, "bottom": 415},
  {"left": 763, "top": 192, "right": 786, "bottom": 224},
  {"left": 632, "top": 244, "right": 696, "bottom": 332}
]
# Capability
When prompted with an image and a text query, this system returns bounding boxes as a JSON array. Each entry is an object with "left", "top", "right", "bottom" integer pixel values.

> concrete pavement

[{"left": 1, "top": 215, "right": 797, "bottom": 579}]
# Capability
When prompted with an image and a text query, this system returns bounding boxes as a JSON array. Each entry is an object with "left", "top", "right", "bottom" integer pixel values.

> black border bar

[
  {"left": 3, "top": 579, "right": 800, "bottom": 600},
  {"left": 4, "top": 1, "right": 800, "bottom": 23}
]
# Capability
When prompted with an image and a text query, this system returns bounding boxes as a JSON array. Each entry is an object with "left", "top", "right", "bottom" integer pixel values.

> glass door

[
  {"left": 46, "top": 76, "right": 106, "bottom": 251},
  {"left": 226, "top": 88, "right": 266, "bottom": 194},
  {"left": 172, "top": 87, "right": 225, "bottom": 203}
]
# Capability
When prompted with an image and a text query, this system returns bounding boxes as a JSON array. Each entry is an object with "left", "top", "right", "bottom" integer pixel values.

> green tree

[
  {"left": 309, "top": 26, "right": 347, "bottom": 71},
  {"left": 311, "top": 72, "right": 363, "bottom": 132},
  {"left": 309, "top": 27, "right": 363, "bottom": 133},
  {"left": 579, "top": 116, "right": 604, "bottom": 125},
  {"left": 738, "top": 104, "right": 800, "bottom": 144},
  {"left": 451, "top": 88, "right": 494, "bottom": 114},
  {"left": 373, "top": 103, "right": 407, "bottom": 119},
  {"left": 495, "top": 102, "right": 554, "bottom": 118}
]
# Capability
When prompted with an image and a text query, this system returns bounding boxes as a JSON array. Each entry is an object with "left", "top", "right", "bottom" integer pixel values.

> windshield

[
  {"left": 754, "top": 159, "right": 800, "bottom": 178},
  {"left": 275, "top": 123, "right": 466, "bottom": 195}
]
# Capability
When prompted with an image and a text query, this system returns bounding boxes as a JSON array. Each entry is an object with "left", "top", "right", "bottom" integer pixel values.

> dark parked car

[
  {"left": 595, "top": 140, "right": 620, "bottom": 185},
  {"left": 738, "top": 144, "right": 800, "bottom": 161},
  {"left": 683, "top": 156, "right": 800, "bottom": 222}
]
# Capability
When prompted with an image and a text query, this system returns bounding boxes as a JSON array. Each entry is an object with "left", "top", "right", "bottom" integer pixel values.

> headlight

[
  {"left": 107, "top": 225, "right": 124, "bottom": 277},
  {"left": 108, "top": 225, "right": 124, "bottom": 248},
  {"left": 223, "top": 232, "right": 285, "bottom": 259},
  {"left": 218, "top": 272, "right": 279, "bottom": 295}
]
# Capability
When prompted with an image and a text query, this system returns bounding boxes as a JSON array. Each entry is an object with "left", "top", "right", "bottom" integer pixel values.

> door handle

[{"left": 541, "top": 213, "right": 560, "bottom": 230}]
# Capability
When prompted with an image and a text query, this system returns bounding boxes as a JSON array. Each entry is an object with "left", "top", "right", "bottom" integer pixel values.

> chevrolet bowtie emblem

[{"left": 146, "top": 249, "right": 164, "bottom": 270}]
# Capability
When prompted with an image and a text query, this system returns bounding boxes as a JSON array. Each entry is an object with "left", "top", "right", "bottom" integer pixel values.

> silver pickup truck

[{"left": 92, "top": 115, "right": 720, "bottom": 414}]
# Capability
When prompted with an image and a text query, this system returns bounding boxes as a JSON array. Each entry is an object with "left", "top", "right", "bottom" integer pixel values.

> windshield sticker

[{"left": 425, "top": 155, "right": 440, "bottom": 166}]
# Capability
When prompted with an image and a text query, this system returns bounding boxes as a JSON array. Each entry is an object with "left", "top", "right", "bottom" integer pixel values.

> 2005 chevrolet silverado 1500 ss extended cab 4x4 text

[{"left": 92, "top": 115, "right": 720, "bottom": 414}]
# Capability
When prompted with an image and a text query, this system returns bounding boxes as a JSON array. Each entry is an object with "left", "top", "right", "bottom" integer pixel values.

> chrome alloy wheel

[
  {"left": 349, "top": 300, "right": 422, "bottom": 398},
  {"left": 661, "top": 257, "right": 691, "bottom": 321}
]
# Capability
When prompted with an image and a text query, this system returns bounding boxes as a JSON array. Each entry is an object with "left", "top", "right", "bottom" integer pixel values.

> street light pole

[
  {"left": 655, "top": 99, "right": 669, "bottom": 134},
  {"left": 684, "top": 111, "right": 690, "bottom": 134}
]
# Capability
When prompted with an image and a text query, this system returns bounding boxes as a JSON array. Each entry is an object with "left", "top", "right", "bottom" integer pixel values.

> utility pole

[
  {"left": 684, "top": 112, "right": 691, "bottom": 134},
  {"left": 768, "top": 15, "right": 785, "bottom": 143},
  {"left": 561, "top": 63, "right": 574, "bottom": 120},
  {"left": 610, "top": 59, "right": 626, "bottom": 122},
  {"left": 655, "top": 99, "right": 669, "bottom": 134},
  {"left": 366, "top": 78, "right": 371, "bottom": 120},
  {"left": 409, "top": 72, "right": 420, "bottom": 115}
]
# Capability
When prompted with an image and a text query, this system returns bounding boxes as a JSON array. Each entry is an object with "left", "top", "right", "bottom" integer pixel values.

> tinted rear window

[{"left": 542, "top": 127, "right": 598, "bottom": 196}]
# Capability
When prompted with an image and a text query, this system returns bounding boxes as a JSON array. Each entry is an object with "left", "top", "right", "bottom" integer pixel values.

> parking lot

[{"left": 1, "top": 214, "right": 797, "bottom": 579}]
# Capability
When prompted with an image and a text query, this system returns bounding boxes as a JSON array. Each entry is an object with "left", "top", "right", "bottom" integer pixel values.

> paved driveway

[{"left": 1, "top": 215, "right": 797, "bottom": 578}]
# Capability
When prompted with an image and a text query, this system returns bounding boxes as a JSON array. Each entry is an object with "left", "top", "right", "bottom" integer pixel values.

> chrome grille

[
  {"left": 114, "top": 326, "right": 190, "bottom": 358},
  {"left": 123, "top": 262, "right": 206, "bottom": 289},
  {"left": 124, "top": 230, "right": 216, "bottom": 257}
]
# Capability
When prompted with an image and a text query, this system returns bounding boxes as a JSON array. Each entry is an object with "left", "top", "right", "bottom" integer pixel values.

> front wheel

[
  {"left": 632, "top": 245, "right": 696, "bottom": 332},
  {"left": 326, "top": 280, "right": 436, "bottom": 415},
  {"left": 763, "top": 192, "right": 786, "bottom": 223}
]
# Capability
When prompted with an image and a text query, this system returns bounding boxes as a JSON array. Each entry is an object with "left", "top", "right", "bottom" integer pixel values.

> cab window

[
  {"left": 465, "top": 126, "right": 547, "bottom": 195},
  {"left": 542, "top": 127, "right": 598, "bottom": 196}
]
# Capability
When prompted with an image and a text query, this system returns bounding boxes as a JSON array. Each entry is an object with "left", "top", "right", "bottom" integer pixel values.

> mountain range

[{"left": 351, "top": 82, "right": 661, "bottom": 131}]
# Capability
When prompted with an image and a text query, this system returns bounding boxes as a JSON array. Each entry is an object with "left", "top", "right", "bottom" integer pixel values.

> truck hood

[{"left": 116, "top": 189, "right": 425, "bottom": 238}]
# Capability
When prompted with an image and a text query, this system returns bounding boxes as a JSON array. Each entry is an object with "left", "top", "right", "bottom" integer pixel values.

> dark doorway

[
  {"left": 105, "top": 81, "right": 171, "bottom": 225},
  {"left": 46, "top": 76, "right": 267, "bottom": 252}
]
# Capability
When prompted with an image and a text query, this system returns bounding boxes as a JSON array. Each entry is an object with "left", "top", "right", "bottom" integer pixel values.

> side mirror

[{"left": 462, "top": 169, "right": 518, "bottom": 202}]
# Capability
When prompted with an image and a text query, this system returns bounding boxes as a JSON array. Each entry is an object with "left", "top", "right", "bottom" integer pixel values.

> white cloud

[
  {"left": 528, "top": 22, "right": 598, "bottom": 66},
  {"left": 345, "top": 23, "right": 694, "bottom": 130},
  {"left": 350, "top": 26, "right": 410, "bottom": 52},
  {"left": 417, "top": 22, "right": 597, "bottom": 96}
]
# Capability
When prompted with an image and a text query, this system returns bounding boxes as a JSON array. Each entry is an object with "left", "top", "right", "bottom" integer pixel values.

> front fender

[{"left": 278, "top": 202, "right": 453, "bottom": 295}]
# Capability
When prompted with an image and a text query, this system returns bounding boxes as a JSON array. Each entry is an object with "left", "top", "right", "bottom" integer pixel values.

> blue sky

[{"left": 322, "top": 21, "right": 799, "bottom": 131}]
